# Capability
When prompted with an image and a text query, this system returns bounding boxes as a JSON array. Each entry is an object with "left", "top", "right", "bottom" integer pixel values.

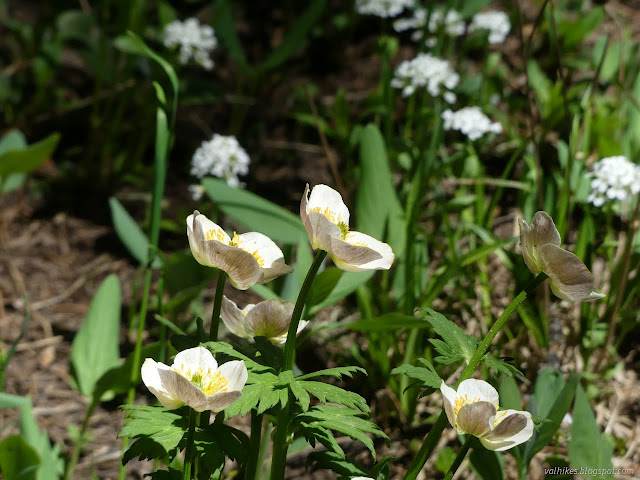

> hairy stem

[
  {"left": 210, "top": 271, "right": 228, "bottom": 342},
  {"left": 183, "top": 409, "right": 198, "bottom": 480},
  {"left": 443, "top": 435, "right": 474, "bottom": 480}
]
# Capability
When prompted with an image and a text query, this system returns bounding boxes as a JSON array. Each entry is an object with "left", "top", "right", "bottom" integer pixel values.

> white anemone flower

[
  {"left": 221, "top": 296, "right": 309, "bottom": 345},
  {"left": 300, "top": 184, "right": 394, "bottom": 272},
  {"left": 519, "top": 211, "right": 604, "bottom": 302},
  {"left": 440, "top": 379, "right": 533, "bottom": 451},
  {"left": 141, "top": 346, "right": 247, "bottom": 413},
  {"left": 187, "top": 211, "right": 293, "bottom": 290}
]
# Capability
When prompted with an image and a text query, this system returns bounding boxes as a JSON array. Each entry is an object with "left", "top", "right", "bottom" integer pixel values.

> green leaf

[
  {"left": 391, "top": 359, "right": 441, "bottom": 390},
  {"left": 346, "top": 312, "right": 429, "bottom": 332},
  {"left": 482, "top": 356, "right": 523, "bottom": 378},
  {"left": 223, "top": 372, "right": 279, "bottom": 417},
  {"left": 524, "top": 373, "right": 578, "bottom": 465},
  {"left": 0, "top": 133, "right": 60, "bottom": 177},
  {"left": 70, "top": 275, "right": 121, "bottom": 398},
  {"left": 212, "top": 0, "right": 252, "bottom": 76},
  {"left": 197, "top": 423, "right": 250, "bottom": 463},
  {"left": 119, "top": 405, "right": 187, "bottom": 464},
  {"left": 109, "top": 197, "right": 161, "bottom": 267},
  {"left": 308, "top": 270, "right": 374, "bottom": 314},
  {"left": 288, "top": 378, "right": 311, "bottom": 412},
  {"left": 306, "top": 267, "right": 342, "bottom": 308},
  {"left": 0, "top": 435, "right": 40, "bottom": 480},
  {"left": 299, "top": 381, "right": 369, "bottom": 412},
  {"left": 297, "top": 366, "right": 366, "bottom": 381},
  {"left": 0, "top": 394, "right": 64, "bottom": 480},
  {"left": 499, "top": 375, "right": 522, "bottom": 411},
  {"left": 305, "top": 450, "right": 368, "bottom": 477},
  {"left": 424, "top": 308, "right": 477, "bottom": 363},
  {"left": 557, "top": 7, "right": 604, "bottom": 48},
  {"left": 0, "top": 130, "right": 27, "bottom": 155},
  {"left": 357, "top": 124, "right": 406, "bottom": 255},
  {"left": 297, "top": 405, "right": 388, "bottom": 458},
  {"left": 568, "top": 385, "right": 614, "bottom": 479},
  {"left": 202, "top": 177, "right": 306, "bottom": 244},
  {"left": 257, "top": 0, "right": 326, "bottom": 72},
  {"left": 469, "top": 447, "right": 504, "bottom": 480}
]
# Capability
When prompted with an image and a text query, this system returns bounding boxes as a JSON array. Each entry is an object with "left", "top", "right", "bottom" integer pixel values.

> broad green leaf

[
  {"left": 346, "top": 312, "right": 429, "bottom": 332},
  {"left": 70, "top": 275, "right": 121, "bottom": 397},
  {"left": 569, "top": 385, "right": 614, "bottom": 479},
  {"left": 557, "top": 7, "right": 604, "bottom": 48},
  {"left": 357, "top": 124, "right": 406, "bottom": 255},
  {"left": 592, "top": 36, "right": 620, "bottom": 83},
  {"left": 524, "top": 374, "right": 578, "bottom": 465},
  {"left": 527, "top": 60, "right": 551, "bottom": 111},
  {"left": 212, "top": 0, "right": 252, "bottom": 75},
  {"left": 308, "top": 270, "right": 374, "bottom": 313},
  {"left": 0, "top": 133, "right": 60, "bottom": 177},
  {"left": 109, "top": 197, "right": 161, "bottom": 267},
  {"left": 0, "top": 130, "right": 27, "bottom": 155},
  {"left": 280, "top": 236, "right": 313, "bottom": 302},
  {"left": 0, "top": 394, "right": 63, "bottom": 480},
  {"left": 257, "top": 0, "right": 326, "bottom": 72},
  {"left": 533, "top": 368, "right": 567, "bottom": 418},
  {"left": 306, "top": 267, "right": 342, "bottom": 308},
  {"left": 499, "top": 375, "right": 522, "bottom": 410},
  {"left": 0, "top": 435, "right": 40, "bottom": 480},
  {"left": 203, "top": 177, "right": 306, "bottom": 244},
  {"left": 469, "top": 447, "right": 504, "bottom": 480}
]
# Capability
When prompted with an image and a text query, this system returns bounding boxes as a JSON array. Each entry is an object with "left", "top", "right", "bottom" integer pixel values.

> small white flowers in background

[
  {"left": 187, "top": 211, "right": 293, "bottom": 290},
  {"left": 469, "top": 10, "right": 511, "bottom": 44},
  {"left": 141, "top": 346, "right": 247, "bottom": 412},
  {"left": 440, "top": 379, "right": 534, "bottom": 451},
  {"left": 391, "top": 53, "right": 459, "bottom": 98},
  {"left": 394, "top": 8, "right": 465, "bottom": 41},
  {"left": 163, "top": 18, "right": 217, "bottom": 70},
  {"left": 300, "top": 184, "right": 394, "bottom": 272},
  {"left": 586, "top": 156, "right": 640, "bottom": 208},
  {"left": 441, "top": 107, "right": 502, "bottom": 140},
  {"left": 221, "top": 297, "right": 309, "bottom": 345},
  {"left": 191, "top": 134, "right": 250, "bottom": 188},
  {"left": 188, "top": 184, "right": 205, "bottom": 201},
  {"left": 355, "top": 0, "right": 413, "bottom": 18}
]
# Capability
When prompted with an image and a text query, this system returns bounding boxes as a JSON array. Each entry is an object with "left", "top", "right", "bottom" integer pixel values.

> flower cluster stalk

[
  {"left": 244, "top": 412, "right": 264, "bottom": 480},
  {"left": 183, "top": 409, "right": 198, "bottom": 480},
  {"left": 403, "top": 272, "right": 548, "bottom": 480}
]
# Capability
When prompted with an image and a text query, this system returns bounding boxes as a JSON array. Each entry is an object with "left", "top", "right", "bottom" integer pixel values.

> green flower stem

[
  {"left": 282, "top": 250, "right": 327, "bottom": 371},
  {"left": 270, "top": 250, "right": 326, "bottom": 480},
  {"left": 443, "top": 436, "right": 474, "bottom": 480},
  {"left": 183, "top": 409, "right": 198, "bottom": 480},
  {"left": 403, "top": 273, "right": 548, "bottom": 480},
  {"left": 244, "top": 412, "right": 264, "bottom": 480},
  {"left": 210, "top": 271, "right": 228, "bottom": 341},
  {"left": 64, "top": 399, "right": 97, "bottom": 480}
]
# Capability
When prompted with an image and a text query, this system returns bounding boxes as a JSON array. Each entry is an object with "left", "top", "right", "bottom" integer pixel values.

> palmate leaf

[
  {"left": 391, "top": 358, "right": 441, "bottom": 390},
  {"left": 423, "top": 308, "right": 478, "bottom": 363},
  {"left": 203, "top": 341, "right": 275, "bottom": 376},
  {"left": 428, "top": 339, "right": 466, "bottom": 365},
  {"left": 296, "top": 405, "right": 388, "bottom": 458},
  {"left": 299, "top": 381, "right": 369, "bottom": 412},
  {"left": 119, "top": 405, "right": 187, "bottom": 464},
  {"left": 299, "top": 423, "right": 343, "bottom": 456},
  {"left": 297, "top": 366, "right": 366, "bottom": 381},
  {"left": 483, "top": 355, "right": 524, "bottom": 377},
  {"left": 306, "top": 450, "right": 367, "bottom": 477},
  {"left": 223, "top": 371, "right": 279, "bottom": 417}
]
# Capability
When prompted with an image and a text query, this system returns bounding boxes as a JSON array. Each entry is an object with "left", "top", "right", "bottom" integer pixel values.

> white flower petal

[
  {"left": 172, "top": 346, "right": 218, "bottom": 372},
  {"left": 217, "top": 360, "right": 248, "bottom": 392},
  {"left": 456, "top": 379, "right": 499, "bottom": 406},
  {"left": 210, "top": 241, "right": 264, "bottom": 290},
  {"left": 331, "top": 231, "right": 394, "bottom": 271},
  {"left": 187, "top": 211, "right": 230, "bottom": 267},
  {"left": 440, "top": 381, "right": 458, "bottom": 428},
  {"left": 141, "top": 359, "right": 184, "bottom": 409},
  {"left": 481, "top": 410, "right": 533, "bottom": 451},
  {"left": 245, "top": 300, "right": 295, "bottom": 342},
  {"left": 157, "top": 366, "right": 209, "bottom": 412},
  {"left": 206, "top": 391, "right": 243, "bottom": 413},
  {"left": 456, "top": 401, "right": 496, "bottom": 437},
  {"left": 540, "top": 244, "right": 605, "bottom": 302},
  {"left": 235, "top": 232, "right": 293, "bottom": 282},
  {"left": 221, "top": 296, "right": 250, "bottom": 338},
  {"left": 518, "top": 211, "right": 561, "bottom": 274},
  {"left": 306, "top": 184, "right": 350, "bottom": 228}
]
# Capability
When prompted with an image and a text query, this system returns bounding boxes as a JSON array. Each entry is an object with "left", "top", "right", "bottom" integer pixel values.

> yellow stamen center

[
  {"left": 311, "top": 207, "right": 349, "bottom": 239},
  {"left": 205, "top": 228, "right": 228, "bottom": 243},
  {"left": 492, "top": 409, "right": 508, "bottom": 428},
  {"left": 174, "top": 365, "right": 229, "bottom": 395},
  {"left": 230, "top": 232, "right": 265, "bottom": 267}
]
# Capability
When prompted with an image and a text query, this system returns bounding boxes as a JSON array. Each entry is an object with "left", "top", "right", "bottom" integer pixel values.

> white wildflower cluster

[
  {"left": 469, "top": 10, "right": 511, "bottom": 44},
  {"left": 394, "top": 8, "right": 464, "bottom": 42},
  {"left": 163, "top": 18, "right": 217, "bottom": 70},
  {"left": 190, "top": 134, "right": 250, "bottom": 196},
  {"left": 391, "top": 53, "right": 459, "bottom": 99},
  {"left": 587, "top": 156, "right": 640, "bottom": 207},
  {"left": 441, "top": 107, "right": 502, "bottom": 140},
  {"left": 355, "top": 0, "right": 413, "bottom": 18}
]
